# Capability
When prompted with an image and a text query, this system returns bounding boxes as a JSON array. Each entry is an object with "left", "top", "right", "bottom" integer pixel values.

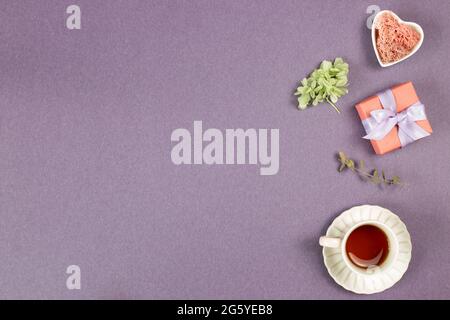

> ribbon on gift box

[{"left": 361, "top": 89, "right": 430, "bottom": 147}]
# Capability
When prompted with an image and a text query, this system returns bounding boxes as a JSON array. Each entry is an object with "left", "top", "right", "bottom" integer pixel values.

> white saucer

[{"left": 322, "top": 205, "right": 412, "bottom": 294}]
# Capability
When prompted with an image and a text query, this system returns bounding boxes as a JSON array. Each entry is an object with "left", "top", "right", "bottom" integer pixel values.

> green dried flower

[
  {"left": 337, "top": 151, "right": 403, "bottom": 186},
  {"left": 294, "top": 57, "right": 349, "bottom": 113}
]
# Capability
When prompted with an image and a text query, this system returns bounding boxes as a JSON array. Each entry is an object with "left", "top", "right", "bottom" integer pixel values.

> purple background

[{"left": 1, "top": 0, "right": 450, "bottom": 299}]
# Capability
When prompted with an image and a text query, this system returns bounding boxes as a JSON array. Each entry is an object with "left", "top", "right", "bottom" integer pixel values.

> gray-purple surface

[{"left": 1, "top": 0, "right": 450, "bottom": 299}]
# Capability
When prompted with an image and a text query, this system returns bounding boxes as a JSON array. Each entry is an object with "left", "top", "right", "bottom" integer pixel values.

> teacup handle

[{"left": 319, "top": 236, "right": 341, "bottom": 248}]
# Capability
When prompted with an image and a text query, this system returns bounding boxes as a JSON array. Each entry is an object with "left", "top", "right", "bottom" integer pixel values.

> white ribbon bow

[{"left": 362, "top": 89, "right": 430, "bottom": 147}]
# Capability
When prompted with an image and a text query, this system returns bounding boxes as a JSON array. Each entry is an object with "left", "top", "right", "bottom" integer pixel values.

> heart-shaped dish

[{"left": 372, "top": 10, "right": 424, "bottom": 67}]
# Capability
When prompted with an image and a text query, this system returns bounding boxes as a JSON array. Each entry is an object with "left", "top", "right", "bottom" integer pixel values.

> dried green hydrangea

[{"left": 294, "top": 57, "right": 349, "bottom": 113}]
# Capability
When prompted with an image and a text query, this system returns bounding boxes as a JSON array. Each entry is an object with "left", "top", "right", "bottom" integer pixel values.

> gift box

[{"left": 355, "top": 81, "right": 432, "bottom": 155}]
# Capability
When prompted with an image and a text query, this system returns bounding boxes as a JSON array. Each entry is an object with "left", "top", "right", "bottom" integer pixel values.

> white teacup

[
  {"left": 319, "top": 205, "right": 412, "bottom": 294},
  {"left": 320, "top": 220, "right": 398, "bottom": 275}
]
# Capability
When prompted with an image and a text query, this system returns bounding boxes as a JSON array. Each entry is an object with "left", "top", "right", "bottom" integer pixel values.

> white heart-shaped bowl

[{"left": 371, "top": 10, "right": 424, "bottom": 67}]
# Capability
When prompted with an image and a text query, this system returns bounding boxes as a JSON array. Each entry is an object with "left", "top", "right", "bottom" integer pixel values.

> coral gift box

[{"left": 355, "top": 81, "right": 432, "bottom": 155}]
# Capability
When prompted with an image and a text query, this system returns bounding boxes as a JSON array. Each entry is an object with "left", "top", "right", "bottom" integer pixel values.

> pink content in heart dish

[{"left": 375, "top": 12, "right": 421, "bottom": 64}]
